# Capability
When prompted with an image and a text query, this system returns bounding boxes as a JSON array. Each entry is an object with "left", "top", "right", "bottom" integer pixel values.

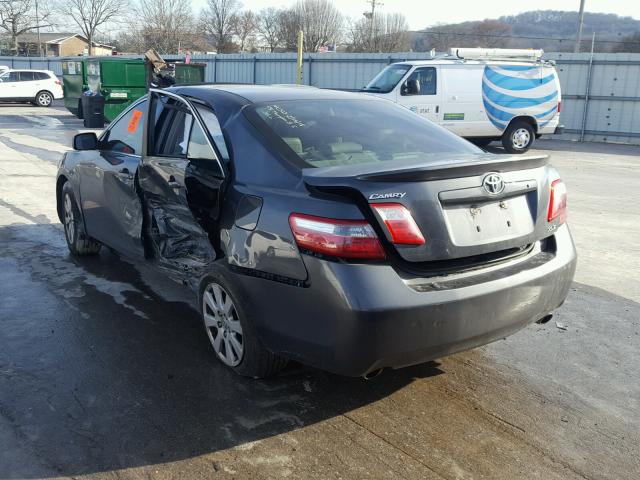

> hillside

[{"left": 413, "top": 10, "right": 640, "bottom": 53}]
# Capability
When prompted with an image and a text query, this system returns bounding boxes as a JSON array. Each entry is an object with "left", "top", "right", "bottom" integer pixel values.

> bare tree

[
  {"left": 0, "top": 0, "right": 53, "bottom": 54},
  {"left": 257, "top": 7, "right": 281, "bottom": 52},
  {"left": 232, "top": 9, "right": 256, "bottom": 52},
  {"left": 293, "top": 0, "right": 343, "bottom": 52},
  {"left": 276, "top": 7, "right": 300, "bottom": 51},
  {"left": 201, "top": 0, "right": 239, "bottom": 53},
  {"left": 273, "top": 0, "right": 343, "bottom": 53},
  {"left": 137, "top": 0, "right": 193, "bottom": 54},
  {"left": 62, "top": 0, "right": 126, "bottom": 55},
  {"left": 349, "top": 12, "right": 408, "bottom": 52}
]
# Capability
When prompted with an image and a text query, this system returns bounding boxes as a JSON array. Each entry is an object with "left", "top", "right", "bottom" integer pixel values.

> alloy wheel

[
  {"left": 63, "top": 193, "right": 75, "bottom": 245},
  {"left": 203, "top": 282, "right": 244, "bottom": 367},
  {"left": 37, "top": 92, "right": 52, "bottom": 107}
]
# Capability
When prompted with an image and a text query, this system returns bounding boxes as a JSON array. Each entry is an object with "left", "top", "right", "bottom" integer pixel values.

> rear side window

[
  {"left": 100, "top": 99, "right": 147, "bottom": 155},
  {"left": 249, "top": 99, "right": 479, "bottom": 168},
  {"left": 194, "top": 104, "right": 229, "bottom": 160},
  {"left": 19, "top": 72, "right": 35, "bottom": 81},
  {"left": 36, "top": 72, "right": 50, "bottom": 80}
]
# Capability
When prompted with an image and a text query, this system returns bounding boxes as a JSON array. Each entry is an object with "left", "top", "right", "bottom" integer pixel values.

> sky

[{"left": 191, "top": 0, "right": 639, "bottom": 30}]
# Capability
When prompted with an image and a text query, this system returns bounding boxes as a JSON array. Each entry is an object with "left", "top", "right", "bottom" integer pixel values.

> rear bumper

[{"left": 232, "top": 225, "right": 577, "bottom": 377}]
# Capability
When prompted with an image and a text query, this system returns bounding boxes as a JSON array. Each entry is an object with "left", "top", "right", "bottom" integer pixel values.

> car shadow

[{"left": 0, "top": 223, "right": 444, "bottom": 478}]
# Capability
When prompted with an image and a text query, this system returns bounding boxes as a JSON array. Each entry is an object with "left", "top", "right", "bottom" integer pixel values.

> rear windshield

[
  {"left": 362, "top": 64, "right": 411, "bottom": 93},
  {"left": 249, "top": 99, "right": 480, "bottom": 168}
]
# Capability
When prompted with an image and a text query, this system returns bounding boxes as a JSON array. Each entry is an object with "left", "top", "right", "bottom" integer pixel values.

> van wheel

[
  {"left": 35, "top": 90, "right": 53, "bottom": 107},
  {"left": 200, "top": 267, "right": 288, "bottom": 378},
  {"left": 502, "top": 121, "right": 535, "bottom": 153},
  {"left": 62, "top": 182, "right": 101, "bottom": 256}
]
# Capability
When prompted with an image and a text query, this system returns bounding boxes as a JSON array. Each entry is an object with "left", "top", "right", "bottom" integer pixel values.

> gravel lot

[{"left": 0, "top": 102, "right": 638, "bottom": 479}]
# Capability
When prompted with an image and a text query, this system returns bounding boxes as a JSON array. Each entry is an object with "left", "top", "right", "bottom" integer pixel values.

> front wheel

[
  {"left": 62, "top": 182, "right": 101, "bottom": 256},
  {"left": 502, "top": 121, "right": 535, "bottom": 154},
  {"left": 200, "top": 270, "right": 288, "bottom": 378},
  {"left": 35, "top": 90, "right": 53, "bottom": 107}
]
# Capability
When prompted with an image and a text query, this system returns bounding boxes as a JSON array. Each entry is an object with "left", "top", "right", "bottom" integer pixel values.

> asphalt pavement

[{"left": 0, "top": 102, "right": 638, "bottom": 479}]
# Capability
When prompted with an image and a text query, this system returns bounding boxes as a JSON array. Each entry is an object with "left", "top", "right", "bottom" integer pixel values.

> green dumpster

[{"left": 62, "top": 57, "right": 206, "bottom": 123}]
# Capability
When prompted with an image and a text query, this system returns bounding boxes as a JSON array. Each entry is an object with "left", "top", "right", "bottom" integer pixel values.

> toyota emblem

[{"left": 482, "top": 173, "right": 505, "bottom": 195}]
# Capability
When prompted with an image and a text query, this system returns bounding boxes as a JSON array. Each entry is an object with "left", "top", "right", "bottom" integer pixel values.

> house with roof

[{"left": 13, "top": 32, "right": 115, "bottom": 56}]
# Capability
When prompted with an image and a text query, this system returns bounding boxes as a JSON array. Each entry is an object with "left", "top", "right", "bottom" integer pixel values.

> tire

[
  {"left": 61, "top": 182, "right": 101, "bottom": 256},
  {"left": 502, "top": 120, "right": 535, "bottom": 154},
  {"left": 35, "top": 90, "right": 53, "bottom": 107},
  {"left": 199, "top": 266, "right": 288, "bottom": 378}
]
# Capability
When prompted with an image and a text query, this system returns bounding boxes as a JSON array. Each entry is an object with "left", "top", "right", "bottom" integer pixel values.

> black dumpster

[{"left": 81, "top": 94, "right": 105, "bottom": 128}]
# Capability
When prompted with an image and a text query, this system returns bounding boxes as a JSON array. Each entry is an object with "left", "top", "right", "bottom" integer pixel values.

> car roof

[
  {"left": 4, "top": 69, "right": 53, "bottom": 73},
  {"left": 172, "top": 84, "right": 370, "bottom": 106}
]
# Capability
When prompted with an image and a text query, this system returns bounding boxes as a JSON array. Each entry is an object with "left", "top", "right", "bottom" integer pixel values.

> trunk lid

[{"left": 303, "top": 153, "right": 554, "bottom": 264}]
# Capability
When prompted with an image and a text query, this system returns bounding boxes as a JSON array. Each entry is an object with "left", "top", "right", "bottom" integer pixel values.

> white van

[{"left": 361, "top": 48, "right": 563, "bottom": 153}]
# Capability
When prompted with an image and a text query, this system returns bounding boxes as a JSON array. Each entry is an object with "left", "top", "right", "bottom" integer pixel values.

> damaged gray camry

[{"left": 56, "top": 85, "right": 577, "bottom": 378}]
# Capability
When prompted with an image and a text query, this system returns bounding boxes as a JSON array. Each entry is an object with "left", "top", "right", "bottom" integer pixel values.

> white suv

[{"left": 0, "top": 69, "right": 64, "bottom": 107}]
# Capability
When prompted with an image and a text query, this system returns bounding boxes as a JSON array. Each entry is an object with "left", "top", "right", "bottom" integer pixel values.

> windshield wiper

[{"left": 364, "top": 86, "right": 381, "bottom": 90}]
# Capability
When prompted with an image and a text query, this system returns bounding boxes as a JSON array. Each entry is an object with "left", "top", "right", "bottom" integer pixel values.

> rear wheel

[
  {"left": 62, "top": 182, "right": 101, "bottom": 256},
  {"left": 502, "top": 120, "right": 535, "bottom": 154},
  {"left": 200, "top": 268, "right": 288, "bottom": 378},
  {"left": 35, "top": 90, "right": 53, "bottom": 107}
]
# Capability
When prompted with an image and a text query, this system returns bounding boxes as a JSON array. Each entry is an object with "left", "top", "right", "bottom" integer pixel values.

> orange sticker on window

[{"left": 127, "top": 110, "right": 143, "bottom": 133}]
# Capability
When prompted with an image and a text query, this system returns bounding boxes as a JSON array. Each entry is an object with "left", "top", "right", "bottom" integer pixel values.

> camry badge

[
  {"left": 369, "top": 192, "right": 407, "bottom": 200},
  {"left": 482, "top": 173, "right": 505, "bottom": 195}
]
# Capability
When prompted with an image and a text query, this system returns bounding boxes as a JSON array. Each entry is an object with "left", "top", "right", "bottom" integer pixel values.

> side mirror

[
  {"left": 403, "top": 79, "right": 420, "bottom": 95},
  {"left": 73, "top": 132, "right": 98, "bottom": 151}
]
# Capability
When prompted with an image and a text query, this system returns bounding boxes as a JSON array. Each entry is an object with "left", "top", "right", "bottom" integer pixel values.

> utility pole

[
  {"left": 364, "top": 0, "right": 383, "bottom": 49},
  {"left": 35, "top": 0, "right": 42, "bottom": 56},
  {"left": 296, "top": 30, "right": 303, "bottom": 85},
  {"left": 574, "top": 0, "right": 586, "bottom": 53}
]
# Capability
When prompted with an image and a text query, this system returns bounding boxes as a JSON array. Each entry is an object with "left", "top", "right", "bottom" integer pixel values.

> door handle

[{"left": 436, "top": 105, "right": 440, "bottom": 113}]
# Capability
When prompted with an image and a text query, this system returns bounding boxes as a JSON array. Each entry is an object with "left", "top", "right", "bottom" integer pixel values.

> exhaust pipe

[
  {"left": 363, "top": 368, "right": 384, "bottom": 380},
  {"left": 536, "top": 314, "right": 553, "bottom": 324}
]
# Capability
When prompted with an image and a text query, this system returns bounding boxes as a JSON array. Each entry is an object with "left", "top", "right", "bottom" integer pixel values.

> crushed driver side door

[{"left": 138, "top": 90, "right": 226, "bottom": 279}]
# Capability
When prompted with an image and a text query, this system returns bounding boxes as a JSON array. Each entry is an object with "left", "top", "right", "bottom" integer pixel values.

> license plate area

[{"left": 442, "top": 195, "right": 534, "bottom": 246}]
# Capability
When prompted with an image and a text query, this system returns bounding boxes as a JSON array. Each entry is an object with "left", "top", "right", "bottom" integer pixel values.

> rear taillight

[
  {"left": 289, "top": 213, "right": 385, "bottom": 260},
  {"left": 55, "top": 80, "right": 61, "bottom": 85},
  {"left": 370, "top": 203, "right": 425, "bottom": 246},
  {"left": 557, "top": 101, "right": 561, "bottom": 113},
  {"left": 547, "top": 178, "right": 567, "bottom": 224}
]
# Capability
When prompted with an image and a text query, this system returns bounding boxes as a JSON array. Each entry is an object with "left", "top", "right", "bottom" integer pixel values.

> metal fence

[{"left": 1, "top": 52, "right": 639, "bottom": 145}]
